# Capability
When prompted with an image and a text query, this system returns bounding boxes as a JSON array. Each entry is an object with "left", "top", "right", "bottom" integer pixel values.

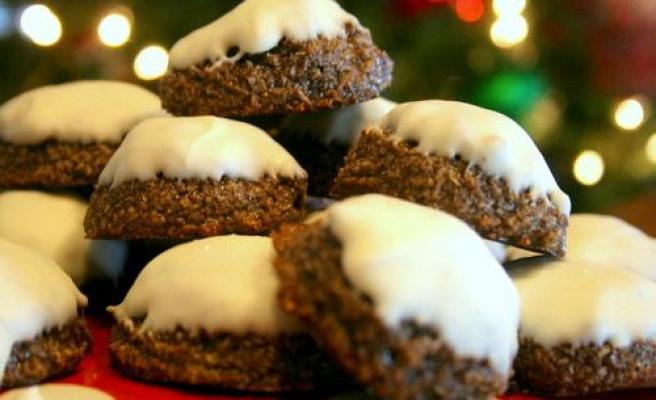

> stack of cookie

[
  {"left": 3, "top": 0, "right": 656, "bottom": 398},
  {"left": 79, "top": 0, "right": 394, "bottom": 393}
]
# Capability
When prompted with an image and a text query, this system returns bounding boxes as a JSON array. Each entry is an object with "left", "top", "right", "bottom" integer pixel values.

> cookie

[
  {"left": 0, "top": 81, "right": 162, "bottom": 189},
  {"left": 276, "top": 98, "right": 396, "bottom": 196},
  {"left": 108, "top": 235, "right": 346, "bottom": 391},
  {"left": 331, "top": 100, "right": 571, "bottom": 256},
  {"left": 509, "top": 257, "right": 656, "bottom": 396},
  {"left": 508, "top": 214, "right": 656, "bottom": 280},
  {"left": 0, "top": 384, "right": 114, "bottom": 400},
  {"left": 85, "top": 116, "right": 307, "bottom": 240},
  {"left": 0, "top": 239, "right": 90, "bottom": 389},
  {"left": 273, "top": 194, "right": 519, "bottom": 400},
  {"left": 160, "top": 0, "right": 393, "bottom": 118},
  {"left": 0, "top": 191, "right": 127, "bottom": 286}
]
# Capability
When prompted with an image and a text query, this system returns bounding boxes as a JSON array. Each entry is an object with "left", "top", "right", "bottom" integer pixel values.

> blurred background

[{"left": 0, "top": 0, "right": 654, "bottom": 231}]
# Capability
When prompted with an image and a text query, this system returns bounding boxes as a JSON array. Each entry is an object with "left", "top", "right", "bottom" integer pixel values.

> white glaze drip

[
  {"left": 170, "top": 0, "right": 362, "bottom": 69},
  {"left": 110, "top": 236, "right": 303, "bottom": 335},
  {"left": 326, "top": 194, "right": 520, "bottom": 375},
  {"left": 0, "top": 191, "right": 127, "bottom": 285},
  {"left": 98, "top": 116, "right": 306, "bottom": 187},
  {"left": 372, "top": 100, "right": 571, "bottom": 214},
  {"left": 511, "top": 257, "right": 656, "bottom": 347},
  {"left": 0, "top": 240, "right": 86, "bottom": 384},
  {"left": 0, "top": 81, "right": 162, "bottom": 145}
]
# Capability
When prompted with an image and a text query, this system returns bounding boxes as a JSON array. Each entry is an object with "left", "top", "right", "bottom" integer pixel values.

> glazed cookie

[
  {"left": 273, "top": 194, "right": 519, "bottom": 400},
  {"left": 276, "top": 98, "right": 396, "bottom": 196},
  {"left": 85, "top": 116, "right": 307, "bottom": 240},
  {"left": 0, "top": 81, "right": 162, "bottom": 189},
  {"left": 509, "top": 257, "right": 656, "bottom": 396},
  {"left": 0, "top": 384, "right": 114, "bottom": 400},
  {"left": 0, "top": 191, "right": 127, "bottom": 286},
  {"left": 330, "top": 100, "right": 571, "bottom": 256},
  {"left": 108, "top": 235, "right": 346, "bottom": 392},
  {"left": 160, "top": 0, "right": 393, "bottom": 118},
  {"left": 508, "top": 214, "right": 656, "bottom": 279},
  {"left": 0, "top": 239, "right": 90, "bottom": 389}
]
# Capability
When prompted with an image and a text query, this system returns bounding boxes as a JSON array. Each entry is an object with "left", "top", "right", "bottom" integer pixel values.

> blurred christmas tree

[{"left": 0, "top": 0, "right": 654, "bottom": 212}]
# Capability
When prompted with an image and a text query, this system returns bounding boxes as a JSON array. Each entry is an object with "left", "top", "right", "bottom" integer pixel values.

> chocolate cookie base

[
  {"left": 514, "top": 338, "right": 656, "bottom": 396},
  {"left": 160, "top": 24, "right": 393, "bottom": 118},
  {"left": 110, "top": 319, "right": 349, "bottom": 392},
  {"left": 0, "top": 140, "right": 117, "bottom": 189},
  {"left": 85, "top": 176, "right": 307, "bottom": 240},
  {"left": 272, "top": 223, "right": 508, "bottom": 400},
  {"left": 2, "top": 317, "right": 91, "bottom": 389},
  {"left": 275, "top": 132, "right": 349, "bottom": 197},
  {"left": 330, "top": 127, "right": 568, "bottom": 256}
]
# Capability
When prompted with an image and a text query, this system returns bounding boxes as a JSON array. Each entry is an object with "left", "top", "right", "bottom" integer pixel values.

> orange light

[{"left": 455, "top": 0, "right": 485, "bottom": 23}]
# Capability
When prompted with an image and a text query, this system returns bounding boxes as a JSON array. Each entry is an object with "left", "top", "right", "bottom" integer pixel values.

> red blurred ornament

[
  {"left": 454, "top": 0, "right": 484, "bottom": 23},
  {"left": 561, "top": 0, "right": 656, "bottom": 95}
]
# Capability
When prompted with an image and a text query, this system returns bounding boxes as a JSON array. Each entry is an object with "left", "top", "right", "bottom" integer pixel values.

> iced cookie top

[
  {"left": 169, "top": 0, "right": 362, "bottom": 69},
  {"left": 0, "top": 81, "right": 162, "bottom": 145},
  {"left": 371, "top": 100, "right": 571, "bottom": 214},
  {"left": 507, "top": 214, "right": 656, "bottom": 281},
  {"left": 566, "top": 214, "right": 656, "bottom": 281},
  {"left": 110, "top": 235, "right": 303, "bottom": 335},
  {"left": 0, "top": 239, "right": 87, "bottom": 384},
  {"left": 510, "top": 257, "right": 656, "bottom": 347},
  {"left": 0, "top": 384, "right": 115, "bottom": 400},
  {"left": 282, "top": 98, "right": 397, "bottom": 145},
  {"left": 0, "top": 191, "right": 127, "bottom": 285},
  {"left": 98, "top": 116, "right": 306, "bottom": 187},
  {"left": 325, "top": 194, "right": 520, "bottom": 375}
]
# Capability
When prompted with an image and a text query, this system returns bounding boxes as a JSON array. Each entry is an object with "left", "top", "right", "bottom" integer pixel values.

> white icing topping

[
  {"left": 372, "top": 100, "right": 571, "bottom": 214},
  {"left": 282, "top": 98, "right": 397, "bottom": 145},
  {"left": 0, "top": 239, "right": 86, "bottom": 384},
  {"left": 0, "top": 384, "right": 114, "bottom": 400},
  {"left": 98, "top": 116, "right": 305, "bottom": 187},
  {"left": 507, "top": 214, "right": 656, "bottom": 281},
  {"left": 327, "top": 194, "right": 519, "bottom": 375},
  {"left": 0, "top": 191, "right": 127, "bottom": 285},
  {"left": 0, "top": 81, "right": 163, "bottom": 145},
  {"left": 485, "top": 240, "right": 507, "bottom": 263},
  {"left": 109, "top": 235, "right": 303, "bottom": 335},
  {"left": 510, "top": 257, "right": 656, "bottom": 347},
  {"left": 169, "top": 0, "right": 362, "bottom": 69}
]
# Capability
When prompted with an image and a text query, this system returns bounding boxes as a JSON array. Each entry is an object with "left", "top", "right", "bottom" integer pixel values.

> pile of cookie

[{"left": 1, "top": 0, "right": 656, "bottom": 399}]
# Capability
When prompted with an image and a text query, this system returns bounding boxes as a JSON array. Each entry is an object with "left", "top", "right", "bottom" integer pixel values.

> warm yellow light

[
  {"left": 613, "top": 98, "right": 645, "bottom": 131},
  {"left": 19, "top": 4, "right": 62, "bottom": 46},
  {"left": 573, "top": 150, "right": 604, "bottom": 186},
  {"left": 134, "top": 45, "right": 168, "bottom": 80},
  {"left": 490, "top": 15, "right": 528, "bottom": 48},
  {"left": 98, "top": 13, "right": 131, "bottom": 48},
  {"left": 646, "top": 134, "right": 656, "bottom": 164},
  {"left": 492, "top": 0, "right": 527, "bottom": 16}
]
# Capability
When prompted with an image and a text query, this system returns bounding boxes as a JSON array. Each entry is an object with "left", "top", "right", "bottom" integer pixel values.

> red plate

[{"left": 3, "top": 316, "right": 656, "bottom": 400}]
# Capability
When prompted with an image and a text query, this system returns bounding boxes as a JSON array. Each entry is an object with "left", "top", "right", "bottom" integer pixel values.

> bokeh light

[
  {"left": 98, "top": 12, "right": 131, "bottom": 47},
  {"left": 19, "top": 4, "right": 62, "bottom": 46},
  {"left": 490, "top": 14, "right": 528, "bottom": 48},
  {"left": 492, "top": 0, "right": 527, "bottom": 16},
  {"left": 613, "top": 97, "right": 645, "bottom": 131},
  {"left": 646, "top": 134, "right": 656, "bottom": 164},
  {"left": 455, "top": 0, "right": 485, "bottom": 23},
  {"left": 573, "top": 150, "right": 605, "bottom": 186},
  {"left": 133, "top": 45, "right": 168, "bottom": 80}
]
